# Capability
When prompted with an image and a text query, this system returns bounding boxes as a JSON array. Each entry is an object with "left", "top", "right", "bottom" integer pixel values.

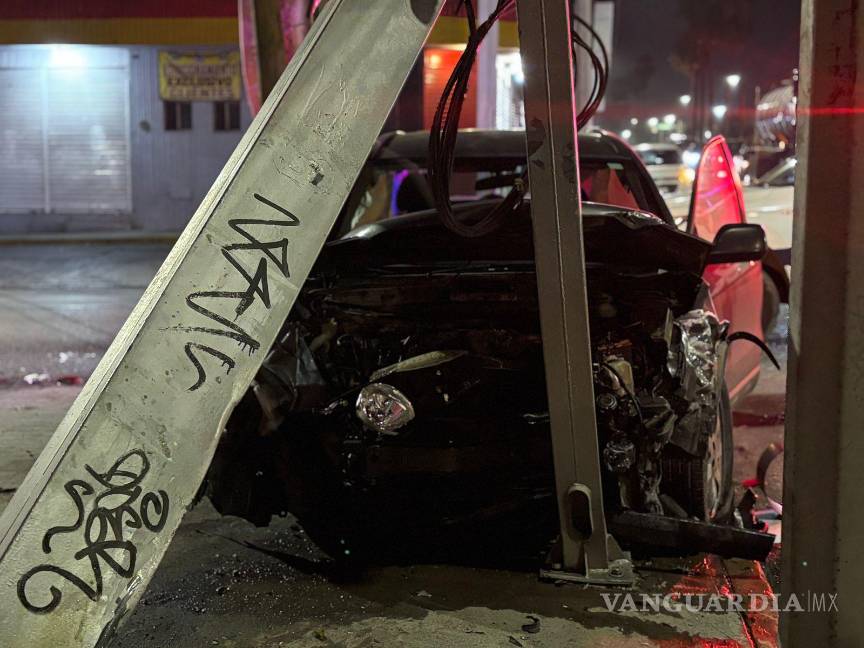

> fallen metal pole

[
  {"left": 516, "top": 0, "right": 631, "bottom": 584},
  {"left": 0, "top": 1, "right": 443, "bottom": 644}
]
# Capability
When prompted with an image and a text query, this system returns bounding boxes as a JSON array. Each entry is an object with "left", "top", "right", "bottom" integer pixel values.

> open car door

[{"left": 689, "top": 136, "right": 764, "bottom": 400}]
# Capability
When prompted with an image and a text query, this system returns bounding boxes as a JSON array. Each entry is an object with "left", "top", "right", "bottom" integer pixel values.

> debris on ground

[
  {"left": 521, "top": 615, "right": 541, "bottom": 634},
  {"left": 22, "top": 373, "right": 51, "bottom": 385}
]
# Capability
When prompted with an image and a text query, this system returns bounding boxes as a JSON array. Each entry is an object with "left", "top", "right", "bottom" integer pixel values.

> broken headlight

[{"left": 355, "top": 383, "right": 415, "bottom": 435}]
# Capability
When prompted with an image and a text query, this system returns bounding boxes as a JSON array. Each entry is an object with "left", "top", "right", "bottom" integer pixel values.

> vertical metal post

[
  {"left": 516, "top": 0, "right": 631, "bottom": 584},
  {"left": 782, "top": 0, "right": 864, "bottom": 644}
]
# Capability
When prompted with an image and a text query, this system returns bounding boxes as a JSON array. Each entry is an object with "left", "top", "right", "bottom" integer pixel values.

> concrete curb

[{"left": 0, "top": 231, "right": 180, "bottom": 245}]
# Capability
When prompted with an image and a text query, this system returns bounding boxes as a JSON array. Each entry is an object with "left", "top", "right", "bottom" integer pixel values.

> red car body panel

[{"left": 690, "top": 137, "right": 763, "bottom": 400}]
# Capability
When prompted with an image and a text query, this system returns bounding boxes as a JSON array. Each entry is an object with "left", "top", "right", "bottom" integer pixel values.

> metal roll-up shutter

[
  {"left": 0, "top": 45, "right": 131, "bottom": 216},
  {"left": 0, "top": 65, "right": 45, "bottom": 212},
  {"left": 45, "top": 64, "right": 131, "bottom": 212}
]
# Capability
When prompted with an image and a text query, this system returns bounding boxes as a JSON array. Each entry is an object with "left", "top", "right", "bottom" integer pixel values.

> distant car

[
  {"left": 634, "top": 142, "right": 686, "bottom": 193},
  {"left": 742, "top": 157, "right": 795, "bottom": 330},
  {"left": 743, "top": 157, "right": 795, "bottom": 266}
]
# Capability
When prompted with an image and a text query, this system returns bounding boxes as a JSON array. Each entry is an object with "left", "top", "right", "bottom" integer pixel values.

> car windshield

[
  {"left": 346, "top": 155, "right": 657, "bottom": 230},
  {"left": 636, "top": 148, "right": 681, "bottom": 165}
]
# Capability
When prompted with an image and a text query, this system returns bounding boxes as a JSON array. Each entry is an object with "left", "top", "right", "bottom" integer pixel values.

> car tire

[
  {"left": 762, "top": 272, "right": 781, "bottom": 335},
  {"left": 661, "top": 384, "right": 734, "bottom": 523}
]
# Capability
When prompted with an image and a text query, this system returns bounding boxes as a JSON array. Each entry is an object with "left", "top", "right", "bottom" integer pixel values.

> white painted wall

[{"left": 0, "top": 44, "right": 251, "bottom": 234}]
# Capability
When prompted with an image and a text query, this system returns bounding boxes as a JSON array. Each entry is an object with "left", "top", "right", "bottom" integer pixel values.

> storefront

[
  {"left": 0, "top": 1, "right": 524, "bottom": 232},
  {"left": 0, "top": 1, "right": 248, "bottom": 233}
]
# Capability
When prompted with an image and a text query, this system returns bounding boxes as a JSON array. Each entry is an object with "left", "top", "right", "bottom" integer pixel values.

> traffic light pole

[{"left": 516, "top": 0, "right": 632, "bottom": 585}]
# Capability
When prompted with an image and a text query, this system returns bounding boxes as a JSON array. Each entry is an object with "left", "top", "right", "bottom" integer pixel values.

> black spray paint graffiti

[
  {"left": 17, "top": 450, "right": 169, "bottom": 615},
  {"left": 172, "top": 193, "right": 301, "bottom": 391}
]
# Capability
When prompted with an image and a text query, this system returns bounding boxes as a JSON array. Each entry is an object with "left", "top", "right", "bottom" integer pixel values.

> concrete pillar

[{"left": 781, "top": 1, "right": 864, "bottom": 645}]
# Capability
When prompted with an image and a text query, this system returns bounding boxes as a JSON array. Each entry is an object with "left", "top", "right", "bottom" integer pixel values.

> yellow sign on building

[{"left": 159, "top": 51, "right": 241, "bottom": 102}]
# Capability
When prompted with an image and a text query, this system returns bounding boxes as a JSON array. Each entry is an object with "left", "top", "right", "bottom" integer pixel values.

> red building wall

[
  {"left": 0, "top": 0, "right": 236, "bottom": 19},
  {"left": 0, "top": 0, "right": 238, "bottom": 44},
  {"left": 423, "top": 48, "right": 477, "bottom": 129}
]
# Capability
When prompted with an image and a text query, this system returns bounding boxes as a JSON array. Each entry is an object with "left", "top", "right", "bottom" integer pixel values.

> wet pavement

[
  {"left": 0, "top": 243, "right": 785, "bottom": 647},
  {"left": 0, "top": 243, "right": 170, "bottom": 382}
]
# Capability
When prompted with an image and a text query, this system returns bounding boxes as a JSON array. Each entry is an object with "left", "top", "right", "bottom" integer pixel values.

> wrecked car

[{"left": 206, "top": 130, "right": 768, "bottom": 561}]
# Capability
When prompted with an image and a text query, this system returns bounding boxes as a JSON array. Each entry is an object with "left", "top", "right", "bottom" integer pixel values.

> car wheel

[
  {"left": 762, "top": 272, "right": 781, "bottom": 335},
  {"left": 661, "top": 385, "right": 734, "bottom": 522}
]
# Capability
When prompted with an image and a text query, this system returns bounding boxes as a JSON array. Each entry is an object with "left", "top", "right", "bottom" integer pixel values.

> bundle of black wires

[
  {"left": 572, "top": 14, "right": 609, "bottom": 130},
  {"left": 428, "top": 0, "right": 519, "bottom": 238},
  {"left": 429, "top": 1, "right": 610, "bottom": 238}
]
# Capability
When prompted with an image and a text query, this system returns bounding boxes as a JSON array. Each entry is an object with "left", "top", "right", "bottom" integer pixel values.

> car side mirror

[{"left": 707, "top": 223, "right": 766, "bottom": 264}]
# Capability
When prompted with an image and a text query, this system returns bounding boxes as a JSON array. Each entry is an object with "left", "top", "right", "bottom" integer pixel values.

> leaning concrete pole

[
  {"left": 0, "top": 1, "right": 443, "bottom": 645},
  {"left": 782, "top": 0, "right": 864, "bottom": 644}
]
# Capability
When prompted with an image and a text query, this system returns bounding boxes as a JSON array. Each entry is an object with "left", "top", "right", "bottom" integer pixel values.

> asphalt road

[{"left": 0, "top": 243, "right": 171, "bottom": 382}]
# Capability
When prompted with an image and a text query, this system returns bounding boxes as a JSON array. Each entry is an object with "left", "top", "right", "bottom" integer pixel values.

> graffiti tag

[{"left": 17, "top": 450, "right": 169, "bottom": 614}]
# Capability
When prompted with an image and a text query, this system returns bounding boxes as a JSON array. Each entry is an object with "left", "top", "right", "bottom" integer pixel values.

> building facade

[{"left": 0, "top": 1, "right": 519, "bottom": 233}]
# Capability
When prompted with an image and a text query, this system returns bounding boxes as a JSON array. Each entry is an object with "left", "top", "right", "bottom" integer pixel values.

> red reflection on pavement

[{"left": 650, "top": 555, "right": 778, "bottom": 648}]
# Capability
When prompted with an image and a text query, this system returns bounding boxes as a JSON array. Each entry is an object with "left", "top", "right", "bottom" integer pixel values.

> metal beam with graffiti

[{"left": 0, "top": 1, "right": 444, "bottom": 645}]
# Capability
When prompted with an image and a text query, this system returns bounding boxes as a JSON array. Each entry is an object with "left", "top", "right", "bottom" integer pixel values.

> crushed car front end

[{"left": 206, "top": 201, "right": 743, "bottom": 560}]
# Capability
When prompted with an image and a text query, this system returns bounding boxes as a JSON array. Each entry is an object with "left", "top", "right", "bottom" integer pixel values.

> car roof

[{"left": 373, "top": 128, "right": 636, "bottom": 166}]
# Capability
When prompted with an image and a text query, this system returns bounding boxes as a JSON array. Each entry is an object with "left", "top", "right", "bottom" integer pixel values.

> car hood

[{"left": 315, "top": 200, "right": 711, "bottom": 276}]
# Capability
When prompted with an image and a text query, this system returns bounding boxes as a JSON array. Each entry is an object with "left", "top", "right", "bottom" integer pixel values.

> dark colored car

[{"left": 206, "top": 130, "right": 766, "bottom": 561}]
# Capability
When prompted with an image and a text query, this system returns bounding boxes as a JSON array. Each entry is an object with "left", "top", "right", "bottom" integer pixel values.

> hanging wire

[
  {"left": 428, "top": 1, "right": 610, "bottom": 238},
  {"left": 429, "top": 0, "right": 521, "bottom": 238},
  {"left": 572, "top": 15, "right": 609, "bottom": 130}
]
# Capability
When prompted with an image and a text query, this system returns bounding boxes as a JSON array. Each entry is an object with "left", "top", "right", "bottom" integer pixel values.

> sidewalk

[
  {"left": 0, "top": 384, "right": 779, "bottom": 648},
  {"left": 0, "top": 241, "right": 171, "bottom": 382}
]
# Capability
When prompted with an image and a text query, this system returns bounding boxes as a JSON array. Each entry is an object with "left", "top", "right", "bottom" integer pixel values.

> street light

[
  {"left": 663, "top": 113, "right": 677, "bottom": 125},
  {"left": 679, "top": 94, "right": 692, "bottom": 106},
  {"left": 630, "top": 117, "right": 639, "bottom": 126},
  {"left": 647, "top": 116, "right": 659, "bottom": 128},
  {"left": 712, "top": 104, "right": 728, "bottom": 120},
  {"left": 725, "top": 74, "right": 741, "bottom": 89},
  {"left": 621, "top": 129, "right": 632, "bottom": 140}
]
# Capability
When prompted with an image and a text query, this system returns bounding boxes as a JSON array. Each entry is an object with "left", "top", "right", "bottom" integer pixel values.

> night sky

[{"left": 599, "top": 0, "right": 801, "bottom": 130}]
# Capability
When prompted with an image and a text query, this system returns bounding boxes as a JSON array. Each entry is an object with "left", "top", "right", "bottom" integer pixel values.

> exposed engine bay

[{"left": 206, "top": 204, "right": 753, "bottom": 560}]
